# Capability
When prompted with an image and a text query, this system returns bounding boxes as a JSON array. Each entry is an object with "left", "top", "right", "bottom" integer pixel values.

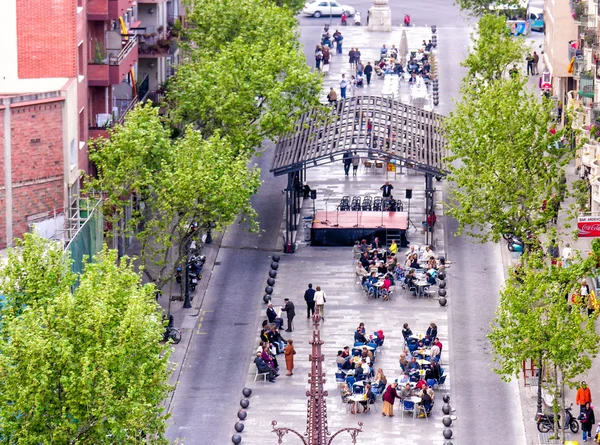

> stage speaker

[
  {"left": 310, "top": 190, "right": 317, "bottom": 200},
  {"left": 405, "top": 189, "right": 413, "bottom": 200}
]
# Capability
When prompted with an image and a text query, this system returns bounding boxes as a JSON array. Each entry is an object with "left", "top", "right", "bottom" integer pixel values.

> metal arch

[
  {"left": 271, "top": 95, "right": 447, "bottom": 177},
  {"left": 271, "top": 420, "right": 309, "bottom": 444},
  {"left": 327, "top": 422, "right": 363, "bottom": 445}
]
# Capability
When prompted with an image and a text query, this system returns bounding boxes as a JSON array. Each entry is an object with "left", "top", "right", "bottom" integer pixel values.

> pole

[{"left": 183, "top": 261, "right": 192, "bottom": 308}]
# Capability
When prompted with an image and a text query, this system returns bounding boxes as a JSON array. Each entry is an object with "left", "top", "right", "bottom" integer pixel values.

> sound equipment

[{"left": 405, "top": 189, "right": 413, "bottom": 200}]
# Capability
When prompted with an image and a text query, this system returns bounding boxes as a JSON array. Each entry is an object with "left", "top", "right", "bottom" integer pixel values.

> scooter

[
  {"left": 404, "top": 14, "right": 411, "bottom": 26},
  {"left": 536, "top": 404, "right": 579, "bottom": 433},
  {"left": 341, "top": 11, "right": 348, "bottom": 26},
  {"left": 354, "top": 12, "right": 361, "bottom": 26}
]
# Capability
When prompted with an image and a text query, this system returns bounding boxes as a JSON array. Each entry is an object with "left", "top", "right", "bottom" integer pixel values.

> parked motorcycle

[{"left": 536, "top": 404, "right": 579, "bottom": 433}]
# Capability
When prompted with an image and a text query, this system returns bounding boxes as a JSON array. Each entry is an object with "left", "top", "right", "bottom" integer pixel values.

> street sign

[{"left": 578, "top": 215, "right": 600, "bottom": 237}]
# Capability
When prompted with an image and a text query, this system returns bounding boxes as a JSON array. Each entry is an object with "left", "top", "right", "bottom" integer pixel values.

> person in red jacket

[{"left": 576, "top": 381, "right": 592, "bottom": 415}]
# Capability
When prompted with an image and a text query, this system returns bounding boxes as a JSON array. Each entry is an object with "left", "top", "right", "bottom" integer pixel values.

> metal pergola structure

[{"left": 271, "top": 96, "right": 448, "bottom": 252}]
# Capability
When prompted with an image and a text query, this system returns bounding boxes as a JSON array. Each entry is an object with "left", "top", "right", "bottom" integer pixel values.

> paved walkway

[{"left": 314, "top": 27, "right": 436, "bottom": 110}]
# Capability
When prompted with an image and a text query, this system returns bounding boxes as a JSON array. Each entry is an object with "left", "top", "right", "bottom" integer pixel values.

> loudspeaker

[
  {"left": 406, "top": 189, "right": 413, "bottom": 199},
  {"left": 310, "top": 190, "right": 317, "bottom": 200}
]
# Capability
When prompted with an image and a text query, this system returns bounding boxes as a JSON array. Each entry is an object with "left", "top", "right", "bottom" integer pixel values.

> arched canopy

[{"left": 271, "top": 96, "right": 447, "bottom": 177}]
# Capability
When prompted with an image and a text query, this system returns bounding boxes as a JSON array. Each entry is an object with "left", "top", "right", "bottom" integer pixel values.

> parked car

[{"left": 303, "top": 0, "right": 356, "bottom": 17}]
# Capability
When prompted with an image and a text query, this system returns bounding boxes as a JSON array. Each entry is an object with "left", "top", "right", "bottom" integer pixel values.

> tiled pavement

[{"left": 316, "top": 27, "right": 436, "bottom": 110}]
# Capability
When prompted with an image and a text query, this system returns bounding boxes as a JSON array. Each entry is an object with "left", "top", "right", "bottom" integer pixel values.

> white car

[{"left": 302, "top": 1, "right": 356, "bottom": 17}]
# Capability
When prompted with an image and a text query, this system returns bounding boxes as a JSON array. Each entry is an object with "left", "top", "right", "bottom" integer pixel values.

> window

[
  {"left": 70, "top": 140, "right": 76, "bottom": 170},
  {"left": 77, "top": 43, "right": 84, "bottom": 79}
]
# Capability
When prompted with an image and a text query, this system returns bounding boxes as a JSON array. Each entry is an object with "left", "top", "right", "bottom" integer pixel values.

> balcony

[
  {"left": 88, "top": 34, "right": 139, "bottom": 87},
  {"left": 87, "top": 0, "right": 135, "bottom": 21}
]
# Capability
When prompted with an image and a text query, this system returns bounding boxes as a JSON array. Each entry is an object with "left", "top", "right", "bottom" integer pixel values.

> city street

[{"left": 165, "top": 4, "right": 530, "bottom": 445}]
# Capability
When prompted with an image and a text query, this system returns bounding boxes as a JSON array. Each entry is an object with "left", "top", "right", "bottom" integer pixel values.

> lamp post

[{"left": 271, "top": 310, "right": 363, "bottom": 444}]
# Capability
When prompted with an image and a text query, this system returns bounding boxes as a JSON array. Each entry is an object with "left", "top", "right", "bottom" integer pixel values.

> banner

[{"left": 578, "top": 215, "right": 600, "bottom": 237}]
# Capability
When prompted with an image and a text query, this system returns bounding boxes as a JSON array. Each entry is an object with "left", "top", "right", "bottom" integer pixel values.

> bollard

[
  {"left": 240, "top": 399, "right": 250, "bottom": 409},
  {"left": 242, "top": 388, "right": 252, "bottom": 397}
]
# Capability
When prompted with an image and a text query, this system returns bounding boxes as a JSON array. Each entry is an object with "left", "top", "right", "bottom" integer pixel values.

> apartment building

[{"left": 0, "top": 0, "right": 184, "bottom": 248}]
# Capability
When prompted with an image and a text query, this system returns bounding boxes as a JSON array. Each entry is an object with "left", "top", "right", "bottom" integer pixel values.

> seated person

[
  {"left": 426, "top": 271, "right": 437, "bottom": 286},
  {"left": 406, "top": 357, "right": 421, "bottom": 373},
  {"left": 254, "top": 352, "right": 278, "bottom": 382},
  {"left": 399, "top": 382, "right": 413, "bottom": 400},
  {"left": 421, "top": 245, "right": 436, "bottom": 261},
  {"left": 354, "top": 328, "right": 368, "bottom": 344},
  {"left": 399, "top": 353, "right": 409, "bottom": 371},
  {"left": 359, "top": 384, "right": 376, "bottom": 413},
  {"left": 341, "top": 346, "right": 351, "bottom": 358},
  {"left": 355, "top": 261, "right": 369, "bottom": 283}
]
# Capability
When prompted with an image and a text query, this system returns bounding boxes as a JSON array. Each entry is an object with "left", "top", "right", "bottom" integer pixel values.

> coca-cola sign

[{"left": 578, "top": 216, "right": 600, "bottom": 237}]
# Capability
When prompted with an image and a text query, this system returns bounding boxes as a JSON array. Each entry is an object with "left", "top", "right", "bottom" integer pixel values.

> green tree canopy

[
  {"left": 172, "top": 0, "right": 322, "bottom": 154},
  {"left": 462, "top": 14, "right": 527, "bottom": 82},
  {"left": 0, "top": 237, "right": 171, "bottom": 444},
  {"left": 88, "top": 104, "right": 261, "bottom": 289},
  {"left": 445, "top": 76, "right": 574, "bottom": 242}
]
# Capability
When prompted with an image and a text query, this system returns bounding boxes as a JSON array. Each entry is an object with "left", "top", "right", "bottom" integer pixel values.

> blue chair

[{"left": 401, "top": 400, "right": 415, "bottom": 417}]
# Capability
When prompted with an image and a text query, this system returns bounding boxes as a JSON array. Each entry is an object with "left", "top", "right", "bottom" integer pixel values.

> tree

[
  {"left": 172, "top": 0, "right": 322, "bottom": 154},
  {"left": 88, "top": 104, "right": 261, "bottom": 291},
  {"left": 0, "top": 237, "right": 172, "bottom": 444},
  {"left": 455, "top": 0, "right": 520, "bottom": 17},
  {"left": 489, "top": 243, "right": 600, "bottom": 441},
  {"left": 462, "top": 14, "right": 527, "bottom": 82},
  {"left": 445, "top": 76, "right": 574, "bottom": 243}
]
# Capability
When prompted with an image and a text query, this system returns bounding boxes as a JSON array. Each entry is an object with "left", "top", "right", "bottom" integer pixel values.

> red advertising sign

[{"left": 578, "top": 215, "right": 600, "bottom": 237}]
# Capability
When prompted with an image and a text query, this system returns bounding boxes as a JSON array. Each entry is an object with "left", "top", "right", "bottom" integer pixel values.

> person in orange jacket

[{"left": 576, "top": 381, "right": 593, "bottom": 415}]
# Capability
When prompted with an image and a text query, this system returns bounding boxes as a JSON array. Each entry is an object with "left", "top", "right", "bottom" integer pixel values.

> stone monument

[{"left": 367, "top": 0, "right": 392, "bottom": 32}]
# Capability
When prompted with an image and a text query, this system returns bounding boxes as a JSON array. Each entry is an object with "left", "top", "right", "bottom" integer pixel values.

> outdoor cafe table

[{"left": 348, "top": 394, "right": 366, "bottom": 414}]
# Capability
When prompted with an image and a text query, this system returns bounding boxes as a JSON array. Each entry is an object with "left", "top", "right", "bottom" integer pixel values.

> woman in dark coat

[{"left": 581, "top": 401, "right": 595, "bottom": 442}]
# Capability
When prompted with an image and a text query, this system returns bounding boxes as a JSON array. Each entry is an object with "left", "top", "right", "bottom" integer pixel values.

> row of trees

[
  {"left": 445, "top": 14, "right": 598, "bottom": 441},
  {"left": 89, "top": 0, "right": 322, "bottom": 291}
]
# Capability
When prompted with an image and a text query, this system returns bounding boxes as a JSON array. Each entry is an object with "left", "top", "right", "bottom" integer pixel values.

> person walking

[
  {"left": 284, "top": 340, "right": 296, "bottom": 376},
  {"left": 314, "top": 286, "right": 326, "bottom": 320},
  {"left": 351, "top": 151, "right": 360, "bottom": 175},
  {"left": 382, "top": 382, "right": 399, "bottom": 416},
  {"left": 343, "top": 150, "right": 352, "bottom": 176},
  {"left": 315, "top": 45, "right": 323, "bottom": 71},
  {"left": 340, "top": 74, "right": 348, "bottom": 99},
  {"left": 327, "top": 87, "right": 338, "bottom": 106},
  {"left": 281, "top": 298, "right": 296, "bottom": 332},
  {"left": 581, "top": 401, "right": 595, "bottom": 442},
  {"left": 577, "top": 381, "right": 593, "bottom": 415},
  {"left": 348, "top": 48, "right": 356, "bottom": 71},
  {"left": 304, "top": 283, "right": 316, "bottom": 318},
  {"left": 364, "top": 62, "right": 373, "bottom": 85}
]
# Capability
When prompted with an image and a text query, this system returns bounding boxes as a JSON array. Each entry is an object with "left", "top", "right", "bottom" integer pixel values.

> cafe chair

[{"left": 401, "top": 400, "right": 415, "bottom": 418}]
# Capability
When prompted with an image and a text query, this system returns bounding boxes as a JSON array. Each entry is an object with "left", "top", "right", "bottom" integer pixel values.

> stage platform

[{"left": 311, "top": 211, "right": 409, "bottom": 247}]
